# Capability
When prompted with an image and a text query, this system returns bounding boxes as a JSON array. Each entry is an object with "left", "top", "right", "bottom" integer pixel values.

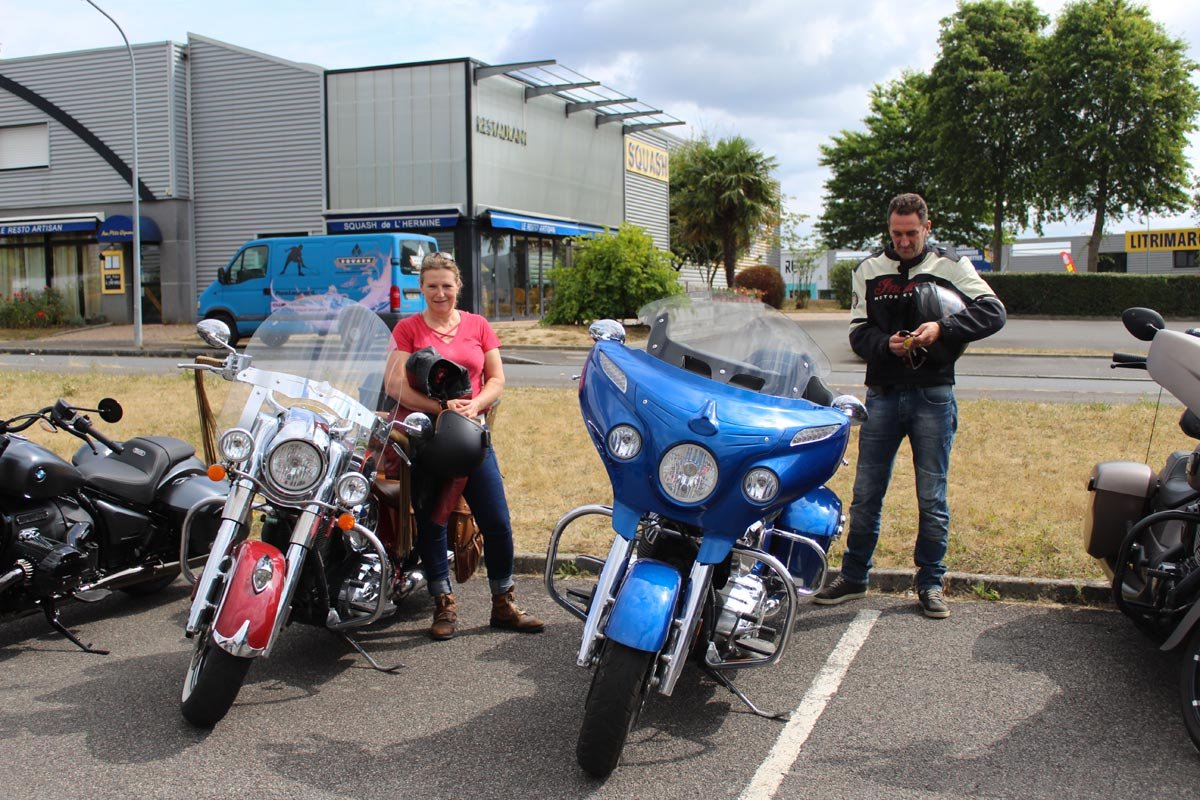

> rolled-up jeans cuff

[{"left": 428, "top": 578, "right": 452, "bottom": 597}]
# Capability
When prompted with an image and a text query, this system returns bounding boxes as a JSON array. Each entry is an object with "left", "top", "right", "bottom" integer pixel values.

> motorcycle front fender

[
  {"left": 212, "top": 539, "right": 286, "bottom": 658},
  {"left": 604, "top": 559, "right": 681, "bottom": 653},
  {"left": 1163, "top": 598, "right": 1200, "bottom": 651}
]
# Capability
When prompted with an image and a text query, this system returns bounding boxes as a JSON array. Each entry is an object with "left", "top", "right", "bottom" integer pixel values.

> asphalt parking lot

[{"left": 1, "top": 575, "right": 1197, "bottom": 800}]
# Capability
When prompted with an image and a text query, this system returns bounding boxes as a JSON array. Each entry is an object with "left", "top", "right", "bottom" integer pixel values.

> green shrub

[
  {"left": 984, "top": 273, "right": 1200, "bottom": 317},
  {"left": 0, "top": 287, "right": 69, "bottom": 328},
  {"left": 544, "top": 224, "right": 682, "bottom": 324},
  {"left": 732, "top": 265, "right": 785, "bottom": 309},
  {"left": 830, "top": 259, "right": 857, "bottom": 309}
]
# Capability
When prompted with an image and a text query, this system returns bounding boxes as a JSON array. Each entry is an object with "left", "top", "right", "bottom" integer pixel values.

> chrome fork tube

[
  {"left": 261, "top": 506, "right": 324, "bottom": 657},
  {"left": 185, "top": 480, "right": 255, "bottom": 636},
  {"left": 576, "top": 535, "right": 634, "bottom": 667},
  {"left": 657, "top": 561, "right": 715, "bottom": 697}
]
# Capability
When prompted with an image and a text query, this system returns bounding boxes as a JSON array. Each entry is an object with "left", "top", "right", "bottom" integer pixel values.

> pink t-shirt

[{"left": 391, "top": 312, "right": 501, "bottom": 404}]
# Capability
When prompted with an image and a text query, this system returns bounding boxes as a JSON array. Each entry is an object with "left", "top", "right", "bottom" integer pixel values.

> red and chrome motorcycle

[{"left": 176, "top": 305, "right": 433, "bottom": 727}]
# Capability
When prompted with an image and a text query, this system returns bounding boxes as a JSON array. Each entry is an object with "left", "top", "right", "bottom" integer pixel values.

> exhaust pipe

[{"left": 75, "top": 555, "right": 210, "bottom": 593}]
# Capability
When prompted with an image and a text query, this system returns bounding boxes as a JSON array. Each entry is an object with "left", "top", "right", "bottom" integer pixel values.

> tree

[
  {"left": 773, "top": 201, "right": 823, "bottom": 306},
  {"left": 1038, "top": 0, "right": 1200, "bottom": 272},
  {"left": 543, "top": 224, "right": 681, "bottom": 325},
  {"left": 816, "top": 72, "right": 989, "bottom": 251},
  {"left": 926, "top": 0, "right": 1050, "bottom": 271},
  {"left": 670, "top": 136, "right": 781, "bottom": 288}
]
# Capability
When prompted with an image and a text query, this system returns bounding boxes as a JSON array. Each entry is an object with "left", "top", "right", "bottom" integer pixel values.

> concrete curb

[{"left": 518, "top": 554, "right": 1112, "bottom": 606}]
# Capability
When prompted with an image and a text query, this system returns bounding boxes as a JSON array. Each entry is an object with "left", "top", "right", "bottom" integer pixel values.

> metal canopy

[
  {"left": 596, "top": 110, "right": 662, "bottom": 127},
  {"left": 565, "top": 97, "right": 636, "bottom": 115},
  {"left": 624, "top": 120, "right": 688, "bottom": 134},
  {"left": 471, "top": 58, "right": 684, "bottom": 133},
  {"left": 474, "top": 59, "right": 555, "bottom": 83},
  {"left": 526, "top": 80, "right": 599, "bottom": 100}
]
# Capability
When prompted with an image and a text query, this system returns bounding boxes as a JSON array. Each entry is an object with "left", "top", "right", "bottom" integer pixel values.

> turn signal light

[
  {"left": 207, "top": 464, "right": 227, "bottom": 481},
  {"left": 337, "top": 513, "right": 356, "bottom": 531}
]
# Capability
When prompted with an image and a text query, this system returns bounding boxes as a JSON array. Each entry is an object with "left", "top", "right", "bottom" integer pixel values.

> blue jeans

[
  {"left": 840, "top": 384, "right": 958, "bottom": 590},
  {"left": 416, "top": 447, "right": 515, "bottom": 597}
]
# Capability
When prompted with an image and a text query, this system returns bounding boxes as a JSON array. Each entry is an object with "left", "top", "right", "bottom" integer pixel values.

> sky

[{"left": 2, "top": 0, "right": 1198, "bottom": 241}]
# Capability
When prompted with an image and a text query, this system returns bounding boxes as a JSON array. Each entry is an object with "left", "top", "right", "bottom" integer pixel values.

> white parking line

[{"left": 738, "top": 608, "right": 881, "bottom": 800}]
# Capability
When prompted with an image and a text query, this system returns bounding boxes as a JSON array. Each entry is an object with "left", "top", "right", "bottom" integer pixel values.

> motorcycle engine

[
  {"left": 335, "top": 553, "right": 385, "bottom": 617},
  {"left": 1, "top": 503, "right": 91, "bottom": 596}
]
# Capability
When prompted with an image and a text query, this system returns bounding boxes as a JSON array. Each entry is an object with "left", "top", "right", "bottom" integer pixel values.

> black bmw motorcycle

[{"left": 0, "top": 397, "right": 227, "bottom": 652}]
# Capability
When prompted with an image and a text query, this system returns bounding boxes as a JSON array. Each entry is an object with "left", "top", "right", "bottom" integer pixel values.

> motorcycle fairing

[
  {"left": 1148, "top": 329, "right": 1200, "bottom": 412},
  {"left": 582, "top": 340, "right": 850, "bottom": 559},
  {"left": 212, "top": 539, "right": 286, "bottom": 657},
  {"left": 604, "top": 558, "right": 681, "bottom": 653}
]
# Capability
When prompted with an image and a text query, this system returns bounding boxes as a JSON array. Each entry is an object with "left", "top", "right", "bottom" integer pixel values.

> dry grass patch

[{"left": 5, "top": 369, "right": 1188, "bottom": 582}]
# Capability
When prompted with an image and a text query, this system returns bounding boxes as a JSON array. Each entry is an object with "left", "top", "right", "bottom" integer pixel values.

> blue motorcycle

[{"left": 544, "top": 291, "right": 867, "bottom": 778}]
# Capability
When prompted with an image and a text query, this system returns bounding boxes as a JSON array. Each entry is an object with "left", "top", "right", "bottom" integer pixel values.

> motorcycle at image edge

[
  {"left": 0, "top": 397, "right": 227, "bottom": 652},
  {"left": 175, "top": 304, "right": 467, "bottom": 728},
  {"left": 544, "top": 291, "right": 868, "bottom": 779},
  {"left": 1083, "top": 306, "right": 1200, "bottom": 750}
]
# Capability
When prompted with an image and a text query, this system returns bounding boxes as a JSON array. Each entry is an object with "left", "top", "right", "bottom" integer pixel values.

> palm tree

[{"left": 670, "top": 136, "right": 780, "bottom": 288}]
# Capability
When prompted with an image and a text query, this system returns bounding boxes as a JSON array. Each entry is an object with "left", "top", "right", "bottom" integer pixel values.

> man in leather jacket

[{"left": 814, "top": 193, "right": 1006, "bottom": 618}]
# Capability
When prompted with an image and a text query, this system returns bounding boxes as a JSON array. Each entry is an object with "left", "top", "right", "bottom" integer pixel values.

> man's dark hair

[{"left": 887, "top": 193, "right": 928, "bottom": 224}]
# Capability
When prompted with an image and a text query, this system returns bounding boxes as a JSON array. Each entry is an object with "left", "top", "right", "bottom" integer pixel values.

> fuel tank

[{"left": 0, "top": 438, "right": 84, "bottom": 500}]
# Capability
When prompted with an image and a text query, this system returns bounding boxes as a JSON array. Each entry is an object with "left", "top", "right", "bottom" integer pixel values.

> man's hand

[{"left": 888, "top": 321, "right": 941, "bottom": 357}]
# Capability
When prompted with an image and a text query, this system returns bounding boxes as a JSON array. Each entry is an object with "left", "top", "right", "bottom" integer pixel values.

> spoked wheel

[
  {"left": 1180, "top": 627, "right": 1200, "bottom": 751},
  {"left": 576, "top": 640, "right": 655, "bottom": 779},
  {"left": 181, "top": 628, "right": 252, "bottom": 728}
]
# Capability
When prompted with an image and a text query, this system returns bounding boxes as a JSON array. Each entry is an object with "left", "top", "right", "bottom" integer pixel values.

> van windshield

[{"left": 397, "top": 240, "right": 432, "bottom": 275}]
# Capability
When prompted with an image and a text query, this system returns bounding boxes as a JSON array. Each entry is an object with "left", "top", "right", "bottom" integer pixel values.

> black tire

[
  {"left": 1180, "top": 626, "right": 1200, "bottom": 752},
  {"left": 576, "top": 641, "right": 655, "bottom": 779},
  {"left": 180, "top": 631, "right": 252, "bottom": 728},
  {"left": 204, "top": 311, "right": 240, "bottom": 348}
]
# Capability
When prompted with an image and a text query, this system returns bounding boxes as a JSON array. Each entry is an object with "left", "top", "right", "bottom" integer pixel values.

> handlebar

[
  {"left": 1111, "top": 352, "right": 1148, "bottom": 370},
  {"left": 67, "top": 410, "right": 123, "bottom": 454},
  {"left": 0, "top": 401, "right": 123, "bottom": 454}
]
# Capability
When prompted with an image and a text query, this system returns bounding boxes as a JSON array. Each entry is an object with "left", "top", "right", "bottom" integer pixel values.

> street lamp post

[{"left": 83, "top": 0, "right": 142, "bottom": 348}]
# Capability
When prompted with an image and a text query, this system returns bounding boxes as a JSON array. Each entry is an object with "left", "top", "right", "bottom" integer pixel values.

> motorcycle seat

[
  {"left": 77, "top": 436, "right": 197, "bottom": 506},
  {"left": 1159, "top": 451, "right": 1198, "bottom": 509}
]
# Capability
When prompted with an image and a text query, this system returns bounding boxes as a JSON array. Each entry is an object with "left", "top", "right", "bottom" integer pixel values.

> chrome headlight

[
  {"left": 219, "top": 428, "right": 254, "bottom": 463},
  {"left": 742, "top": 468, "right": 780, "bottom": 504},
  {"left": 606, "top": 425, "right": 642, "bottom": 460},
  {"left": 336, "top": 472, "right": 371, "bottom": 506},
  {"left": 659, "top": 443, "right": 718, "bottom": 504},
  {"left": 790, "top": 424, "right": 842, "bottom": 446},
  {"left": 266, "top": 439, "right": 325, "bottom": 495}
]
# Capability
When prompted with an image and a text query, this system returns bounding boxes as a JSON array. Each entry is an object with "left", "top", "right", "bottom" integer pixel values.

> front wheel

[
  {"left": 576, "top": 641, "right": 655, "bottom": 779},
  {"left": 181, "top": 630, "right": 252, "bottom": 727},
  {"left": 1180, "top": 626, "right": 1200, "bottom": 751}
]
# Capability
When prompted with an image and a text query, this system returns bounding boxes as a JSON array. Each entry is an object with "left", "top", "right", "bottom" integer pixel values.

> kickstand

[
  {"left": 702, "top": 665, "right": 789, "bottom": 721},
  {"left": 338, "top": 631, "right": 402, "bottom": 673},
  {"left": 41, "top": 600, "right": 108, "bottom": 655}
]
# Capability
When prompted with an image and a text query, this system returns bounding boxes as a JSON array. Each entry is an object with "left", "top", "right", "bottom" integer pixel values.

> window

[
  {"left": 0, "top": 123, "right": 50, "bottom": 170},
  {"left": 230, "top": 245, "right": 268, "bottom": 283},
  {"left": 1174, "top": 250, "right": 1199, "bottom": 269},
  {"left": 1097, "top": 252, "right": 1127, "bottom": 273}
]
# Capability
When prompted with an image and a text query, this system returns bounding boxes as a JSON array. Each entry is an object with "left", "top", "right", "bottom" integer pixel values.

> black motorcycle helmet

[
  {"left": 414, "top": 410, "right": 489, "bottom": 477},
  {"left": 908, "top": 281, "right": 968, "bottom": 364},
  {"left": 405, "top": 347, "right": 472, "bottom": 402}
]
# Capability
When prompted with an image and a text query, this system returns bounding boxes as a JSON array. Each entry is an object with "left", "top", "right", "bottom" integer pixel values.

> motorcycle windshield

[
  {"left": 217, "top": 305, "right": 394, "bottom": 433},
  {"left": 638, "top": 291, "right": 831, "bottom": 400}
]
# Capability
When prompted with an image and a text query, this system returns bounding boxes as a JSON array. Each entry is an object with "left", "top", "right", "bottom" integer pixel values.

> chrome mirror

[
  {"left": 588, "top": 319, "right": 626, "bottom": 344},
  {"left": 197, "top": 318, "right": 233, "bottom": 351},
  {"left": 831, "top": 395, "right": 868, "bottom": 426},
  {"left": 400, "top": 412, "right": 433, "bottom": 440}
]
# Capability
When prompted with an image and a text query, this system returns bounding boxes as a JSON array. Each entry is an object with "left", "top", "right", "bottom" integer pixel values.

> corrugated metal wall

[
  {"left": 187, "top": 35, "right": 326, "bottom": 288},
  {"left": 0, "top": 42, "right": 178, "bottom": 208},
  {"left": 623, "top": 131, "right": 669, "bottom": 249}
]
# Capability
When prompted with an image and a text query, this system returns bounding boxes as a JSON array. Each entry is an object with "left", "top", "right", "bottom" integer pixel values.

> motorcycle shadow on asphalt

[{"left": 0, "top": 579, "right": 193, "bottom": 663}]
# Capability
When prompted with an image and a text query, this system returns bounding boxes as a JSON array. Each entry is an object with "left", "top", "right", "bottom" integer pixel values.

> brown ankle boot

[
  {"left": 430, "top": 593, "right": 457, "bottom": 640},
  {"left": 490, "top": 587, "right": 545, "bottom": 633}
]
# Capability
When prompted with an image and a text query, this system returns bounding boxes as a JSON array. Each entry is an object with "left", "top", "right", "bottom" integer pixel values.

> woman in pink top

[{"left": 383, "top": 252, "right": 543, "bottom": 640}]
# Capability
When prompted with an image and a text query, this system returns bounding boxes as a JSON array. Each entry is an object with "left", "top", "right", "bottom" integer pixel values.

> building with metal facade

[{"left": 0, "top": 36, "right": 680, "bottom": 324}]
